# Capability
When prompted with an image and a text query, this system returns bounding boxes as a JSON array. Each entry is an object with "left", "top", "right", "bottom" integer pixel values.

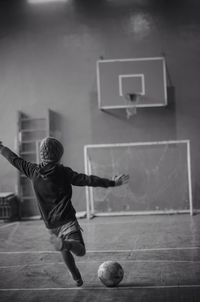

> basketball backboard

[{"left": 97, "top": 57, "right": 167, "bottom": 111}]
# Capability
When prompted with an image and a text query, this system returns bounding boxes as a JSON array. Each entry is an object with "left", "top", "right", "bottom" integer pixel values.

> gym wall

[{"left": 0, "top": 0, "right": 200, "bottom": 214}]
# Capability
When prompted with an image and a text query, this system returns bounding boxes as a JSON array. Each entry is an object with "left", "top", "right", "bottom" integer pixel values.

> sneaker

[
  {"left": 71, "top": 267, "right": 83, "bottom": 287},
  {"left": 75, "top": 277, "right": 83, "bottom": 287}
]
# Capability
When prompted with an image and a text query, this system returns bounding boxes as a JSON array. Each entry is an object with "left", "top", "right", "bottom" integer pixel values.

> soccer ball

[{"left": 98, "top": 261, "right": 124, "bottom": 287}]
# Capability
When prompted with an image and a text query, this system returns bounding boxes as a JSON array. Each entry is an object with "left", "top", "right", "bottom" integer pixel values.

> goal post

[{"left": 84, "top": 140, "right": 193, "bottom": 219}]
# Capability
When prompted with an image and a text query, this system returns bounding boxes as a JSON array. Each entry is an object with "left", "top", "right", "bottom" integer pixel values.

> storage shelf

[
  {"left": 20, "top": 129, "right": 46, "bottom": 133},
  {"left": 21, "top": 140, "right": 40, "bottom": 144},
  {"left": 20, "top": 151, "right": 36, "bottom": 155},
  {"left": 17, "top": 110, "right": 50, "bottom": 217},
  {"left": 21, "top": 196, "right": 35, "bottom": 200},
  {"left": 21, "top": 118, "right": 45, "bottom": 122}
]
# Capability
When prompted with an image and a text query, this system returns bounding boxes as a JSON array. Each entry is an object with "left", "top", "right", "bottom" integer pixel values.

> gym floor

[{"left": 0, "top": 215, "right": 200, "bottom": 302}]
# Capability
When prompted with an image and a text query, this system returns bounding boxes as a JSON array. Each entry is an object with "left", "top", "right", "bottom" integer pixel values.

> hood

[{"left": 39, "top": 162, "right": 60, "bottom": 179}]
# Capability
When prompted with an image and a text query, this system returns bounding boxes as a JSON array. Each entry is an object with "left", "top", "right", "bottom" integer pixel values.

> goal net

[{"left": 84, "top": 140, "right": 192, "bottom": 218}]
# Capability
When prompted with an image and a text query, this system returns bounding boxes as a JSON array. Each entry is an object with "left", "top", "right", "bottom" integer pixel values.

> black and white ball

[{"left": 98, "top": 261, "right": 124, "bottom": 287}]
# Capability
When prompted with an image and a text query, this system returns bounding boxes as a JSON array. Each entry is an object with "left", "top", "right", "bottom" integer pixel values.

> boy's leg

[
  {"left": 62, "top": 230, "right": 86, "bottom": 256},
  {"left": 61, "top": 231, "right": 85, "bottom": 287},
  {"left": 50, "top": 220, "right": 86, "bottom": 255},
  {"left": 61, "top": 250, "right": 83, "bottom": 285},
  {"left": 49, "top": 222, "right": 85, "bottom": 286}
]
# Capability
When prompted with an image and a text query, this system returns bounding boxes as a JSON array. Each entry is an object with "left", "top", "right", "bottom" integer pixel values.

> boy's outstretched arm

[
  {"left": 0, "top": 141, "right": 37, "bottom": 178},
  {"left": 65, "top": 167, "right": 129, "bottom": 188}
]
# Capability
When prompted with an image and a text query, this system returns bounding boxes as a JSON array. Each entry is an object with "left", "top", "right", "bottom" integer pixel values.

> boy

[{"left": 0, "top": 137, "right": 129, "bottom": 287}]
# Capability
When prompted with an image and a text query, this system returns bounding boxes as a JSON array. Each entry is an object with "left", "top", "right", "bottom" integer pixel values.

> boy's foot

[
  {"left": 75, "top": 277, "right": 83, "bottom": 287},
  {"left": 71, "top": 267, "right": 83, "bottom": 287}
]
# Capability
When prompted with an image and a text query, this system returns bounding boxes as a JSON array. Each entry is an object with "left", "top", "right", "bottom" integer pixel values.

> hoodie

[{"left": 1, "top": 147, "right": 115, "bottom": 229}]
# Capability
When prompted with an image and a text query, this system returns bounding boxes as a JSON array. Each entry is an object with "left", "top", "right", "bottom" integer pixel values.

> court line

[
  {"left": 0, "top": 216, "right": 196, "bottom": 227},
  {"left": 0, "top": 246, "right": 200, "bottom": 254},
  {"left": 5, "top": 222, "right": 19, "bottom": 244},
  {"left": 1, "top": 259, "right": 200, "bottom": 269},
  {"left": 0, "top": 222, "right": 19, "bottom": 229},
  {"left": 0, "top": 284, "right": 200, "bottom": 291}
]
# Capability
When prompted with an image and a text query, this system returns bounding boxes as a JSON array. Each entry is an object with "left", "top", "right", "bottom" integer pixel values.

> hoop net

[{"left": 123, "top": 93, "right": 140, "bottom": 119}]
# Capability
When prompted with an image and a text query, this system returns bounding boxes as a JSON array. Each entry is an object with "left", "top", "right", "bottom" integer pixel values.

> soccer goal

[{"left": 84, "top": 140, "right": 193, "bottom": 219}]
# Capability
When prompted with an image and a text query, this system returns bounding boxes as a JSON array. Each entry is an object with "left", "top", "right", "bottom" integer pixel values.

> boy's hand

[{"left": 113, "top": 174, "right": 129, "bottom": 186}]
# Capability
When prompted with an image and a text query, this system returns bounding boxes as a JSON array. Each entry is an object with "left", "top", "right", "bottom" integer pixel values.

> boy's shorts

[{"left": 50, "top": 219, "right": 85, "bottom": 246}]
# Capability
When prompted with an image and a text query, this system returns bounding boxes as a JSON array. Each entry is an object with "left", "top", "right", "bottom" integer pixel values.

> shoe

[
  {"left": 71, "top": 267, "right": 83, "bottom": 287},
  {"left": 75, "top": 277, "right": 83, "bottom": 287}
]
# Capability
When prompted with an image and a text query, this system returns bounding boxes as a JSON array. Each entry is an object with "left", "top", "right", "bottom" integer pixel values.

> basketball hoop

[{"left": 124, "top": 93, "right": 139, "bottom": 119}]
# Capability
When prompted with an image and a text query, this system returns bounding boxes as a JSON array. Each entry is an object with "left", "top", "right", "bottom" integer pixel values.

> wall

[{"left": 0, "top": 0, "right": 200, "bottom": 213}]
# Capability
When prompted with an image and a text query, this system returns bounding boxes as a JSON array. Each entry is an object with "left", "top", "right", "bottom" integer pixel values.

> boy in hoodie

[{"left": 0, "top": 138, "right": 129, "bottom": 286}]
